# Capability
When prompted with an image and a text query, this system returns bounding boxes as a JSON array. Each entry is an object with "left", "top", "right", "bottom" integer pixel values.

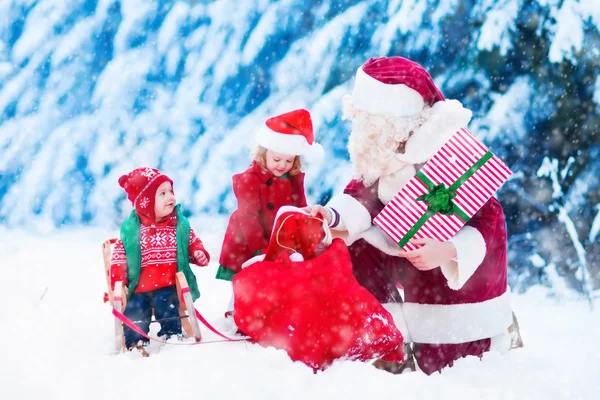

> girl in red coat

[
  {"left": 110, "top": 167, "right": 210, "bottom": 356},
  {"left": 216, "top": 109, "right": 323, "bottom": 317}
]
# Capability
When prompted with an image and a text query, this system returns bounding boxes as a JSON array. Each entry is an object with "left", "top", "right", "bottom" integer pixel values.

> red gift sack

[{"left": 233, "top": 207, "right": 403, "bottom": 371}]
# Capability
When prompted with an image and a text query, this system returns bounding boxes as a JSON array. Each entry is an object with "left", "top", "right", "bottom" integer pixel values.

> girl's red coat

[{"left": 218, "top": 161, "right": 307, "bottom": 272}]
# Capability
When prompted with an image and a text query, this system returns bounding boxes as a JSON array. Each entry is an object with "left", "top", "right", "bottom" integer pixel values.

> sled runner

[{"left": 102, "top": 239, "right": 202, "bottom": 353}]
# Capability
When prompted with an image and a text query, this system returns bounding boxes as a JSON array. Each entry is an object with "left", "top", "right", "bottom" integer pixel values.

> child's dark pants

[{"left": 123, "top": 285, "right": 181, "bottom": 348}]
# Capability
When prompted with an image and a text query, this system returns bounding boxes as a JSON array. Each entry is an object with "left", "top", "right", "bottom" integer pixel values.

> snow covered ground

[{"left": 1, "top": 223, "right": 599, "bottom": 400}]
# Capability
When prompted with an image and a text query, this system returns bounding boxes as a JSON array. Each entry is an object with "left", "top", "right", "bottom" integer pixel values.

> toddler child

[{"left": 110, "top": 167, "right": 210, "bottom": 355}]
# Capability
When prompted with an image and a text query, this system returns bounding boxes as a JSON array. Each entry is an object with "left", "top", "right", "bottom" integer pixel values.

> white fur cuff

[
  {"left": 440, "top": 226, "right": 487, "bottom": 290},
  {"left": 326, "top": 194, "right": 372, "bottom": 237},
  {"left": 403, "top": 289, "right": 513, "bottom": 344}
]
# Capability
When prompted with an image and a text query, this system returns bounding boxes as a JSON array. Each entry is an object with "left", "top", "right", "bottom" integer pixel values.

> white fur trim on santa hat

[
  {"left": 352, "top": 67, "right": 425, "bottom": 117},
  {"left": 439, "top": 226, "right": 487, "bottom": 290},
  {"left": 397, "top": 99, "right": 473, "bottom": 165},
  {"left": 255, "top": 124, "right": 324, "bottom": 162},
  {"left": 403, "top": 288, "right": 513, "bottom": 344}
]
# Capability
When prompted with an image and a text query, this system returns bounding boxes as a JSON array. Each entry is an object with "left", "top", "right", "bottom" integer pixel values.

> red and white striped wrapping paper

[{"left": 374, "top": 128, "right": 512, "bottom": 251}]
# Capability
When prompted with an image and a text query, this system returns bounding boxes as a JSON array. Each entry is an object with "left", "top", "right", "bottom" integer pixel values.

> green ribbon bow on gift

[
  {"left": 397, "top": 151, "right": 494, "bottom": 248},
  {"left": 415, "top": 183, "right": 457, "bottom": 215}
]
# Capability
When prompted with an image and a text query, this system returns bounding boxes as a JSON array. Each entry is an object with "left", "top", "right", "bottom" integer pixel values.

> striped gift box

[{"left": 374, "top": 128, "right": 512, "bottom": 251}]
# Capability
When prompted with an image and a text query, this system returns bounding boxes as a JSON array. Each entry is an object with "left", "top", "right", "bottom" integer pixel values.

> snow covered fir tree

[
  {"left": 2, "top": 0, "right": 598, "bottom": 298},
  {"left": 1, "top": 1, "right": 600, "bottom": 398}
]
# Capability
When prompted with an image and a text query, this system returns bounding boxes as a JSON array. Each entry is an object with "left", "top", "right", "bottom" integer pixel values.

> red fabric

[
  {"left": 233, "top": 238, "right": 404, "bottom": 371},
  {"left": 344, "top": 180, "right": 403, "bottom": 302},
  {"left": 109, "top": 213, "right": 209, "bottom": 292},
  {"left": 361, "top": 56, "right": 445, "bottom": 106},
  {"left": 219, "top": 161, "right": 307, "bottom": 273},
  {"left": 413, "top": 340, "right": 491, "bottom": 376},
  {"left": 118, "top": 167, "right": 172, "bottom": 221},
  {"left": 342, "top": 179, "right": 508, "bottom": 375},
  {"left": 265, "top": 108, "right": 314, "bottom": 144},
  {"left": 263, "top": 211, "right": 325, "bottom": 261}
]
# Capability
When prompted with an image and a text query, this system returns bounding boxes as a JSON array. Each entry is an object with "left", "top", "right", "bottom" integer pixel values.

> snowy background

[{"left": 1, "top": 0, "right": 600, "bottom": 397}]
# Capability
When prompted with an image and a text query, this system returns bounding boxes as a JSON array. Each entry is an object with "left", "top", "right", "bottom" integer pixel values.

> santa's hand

[
  {"left": 193, "top": 250, "right": 209, "bottom": 266},
  {"left": 397, "top": 238, "right": 457, "bottom": 271},
  {"left": 302, "top": 205, "right": 332, "bottom": 224}
]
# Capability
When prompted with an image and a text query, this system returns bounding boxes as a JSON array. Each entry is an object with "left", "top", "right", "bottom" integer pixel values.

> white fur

[
  {"left": 403, "top": 288, "right": 513, "bottom": 344},
  {"left": 382, "top": 303, "right": 412, "bottom": 342},
  {"left": 360, "top": 226, "right": 404, "bottom": 255},
  {"left": 397, "top": 100, "right": 473, "bottom": 164},
  {"left": 439, "top": 226, "right": 487, "bottom": 290},
  {"left": 255, "top": 124, "right": 323, "bottom": 162},
  {"left": 376, "top": 163, "right": 416, "bottom": 205},
  {"left": 352, "top": 67, "right": 425, "bottom": 117},
  {"left": 326, "top": 194, "right": 372, "bottom": 240},
  {"left": 241, "top": 254, "right": 266, "bottom": 269}
]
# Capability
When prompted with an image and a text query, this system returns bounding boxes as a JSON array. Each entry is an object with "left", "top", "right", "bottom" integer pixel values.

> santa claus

[{"left": 307, "top": 56, "right": 522, "bottom": 375}]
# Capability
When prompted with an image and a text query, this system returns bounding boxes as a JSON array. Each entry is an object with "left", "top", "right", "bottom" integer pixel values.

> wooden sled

[{"left": 102, "top": 239, "right": 202, "bottom": 354}]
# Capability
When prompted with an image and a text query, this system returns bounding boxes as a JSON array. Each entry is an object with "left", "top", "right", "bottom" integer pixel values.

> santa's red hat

[
  {"left": 118, "top": 167, "right": 172, "bottom": 220},
  {"left": 350, "top": 56, "right": 445, "bottom": 117},
  {"left": 255, "top": 109, "right": 324, "bottom": 162}
]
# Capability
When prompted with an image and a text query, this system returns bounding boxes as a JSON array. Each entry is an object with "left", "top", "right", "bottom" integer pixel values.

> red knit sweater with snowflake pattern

[{"left": 109, "top": 214, "right": 209, "bottom": 293}]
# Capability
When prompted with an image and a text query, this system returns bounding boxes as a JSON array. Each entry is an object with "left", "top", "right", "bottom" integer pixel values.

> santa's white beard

[
  {"left": 348, "top": 131, "right": 399, "bottom": 186},
  {"left": 345, "top": 101, "right": 425, "bottom": 186}
]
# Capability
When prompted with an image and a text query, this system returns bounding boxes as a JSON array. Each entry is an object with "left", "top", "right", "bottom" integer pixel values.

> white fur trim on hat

[
  {"left": 255, "top": 124, "right": 324, "bottom": 162},
  {"left": 351, "top": 67, "right": 425, "bottom": 117}
]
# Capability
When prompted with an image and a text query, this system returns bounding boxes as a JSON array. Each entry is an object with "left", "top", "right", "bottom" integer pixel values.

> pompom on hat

[
  {"left": 118, "top": 167, "right": 173, "bottom": 220},
  {"left": 350, "top": 56, "right": 445, "bottom": 117},
  {"left": 255, "top": 108, "right": 324, "bottom": 162}
]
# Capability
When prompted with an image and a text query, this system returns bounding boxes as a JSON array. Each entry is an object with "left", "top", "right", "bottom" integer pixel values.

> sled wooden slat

[
  {"left": 114, "top": 281, "right": 125, "bottom": 353},
  {"left": 176, "top": 272, "right": 202, "bottom": 342},
  {"left": 102, "top": 239, "right": 115, "bottom": 305}
]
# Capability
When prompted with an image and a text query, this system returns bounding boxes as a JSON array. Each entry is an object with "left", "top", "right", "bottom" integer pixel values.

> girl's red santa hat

[
  {"left": 118, "top": 167, "right": 173, "bottom": 220},
  {"left": 255, "top": 109, "right": 324, "bottom": 162}
]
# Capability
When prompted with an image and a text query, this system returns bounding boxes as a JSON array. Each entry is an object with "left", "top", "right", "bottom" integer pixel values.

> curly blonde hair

[{"left": 252, "top": 145, "right": 303, "bottom": 176}]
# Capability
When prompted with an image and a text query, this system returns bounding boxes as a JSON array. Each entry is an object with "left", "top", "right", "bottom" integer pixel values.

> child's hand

[
  {"left": 193, "top": 250, "right": 209, "bottom": 266},
  {"left": 397, "top": 238, "right": 456, "bottom": 270},
  {"left": 303, "top": 205, "right": 332, "bottom": 224}
]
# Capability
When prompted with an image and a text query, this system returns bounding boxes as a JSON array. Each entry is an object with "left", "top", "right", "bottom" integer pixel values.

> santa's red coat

[
  {"left": 233, "top": 238, "right": 404, "bottom": 371},
  {"left": 219, "top": 161, "right": 307, "bottom": 273},
  {"left": 334, "top": 179, "right": 512, "bottom": 375}
]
